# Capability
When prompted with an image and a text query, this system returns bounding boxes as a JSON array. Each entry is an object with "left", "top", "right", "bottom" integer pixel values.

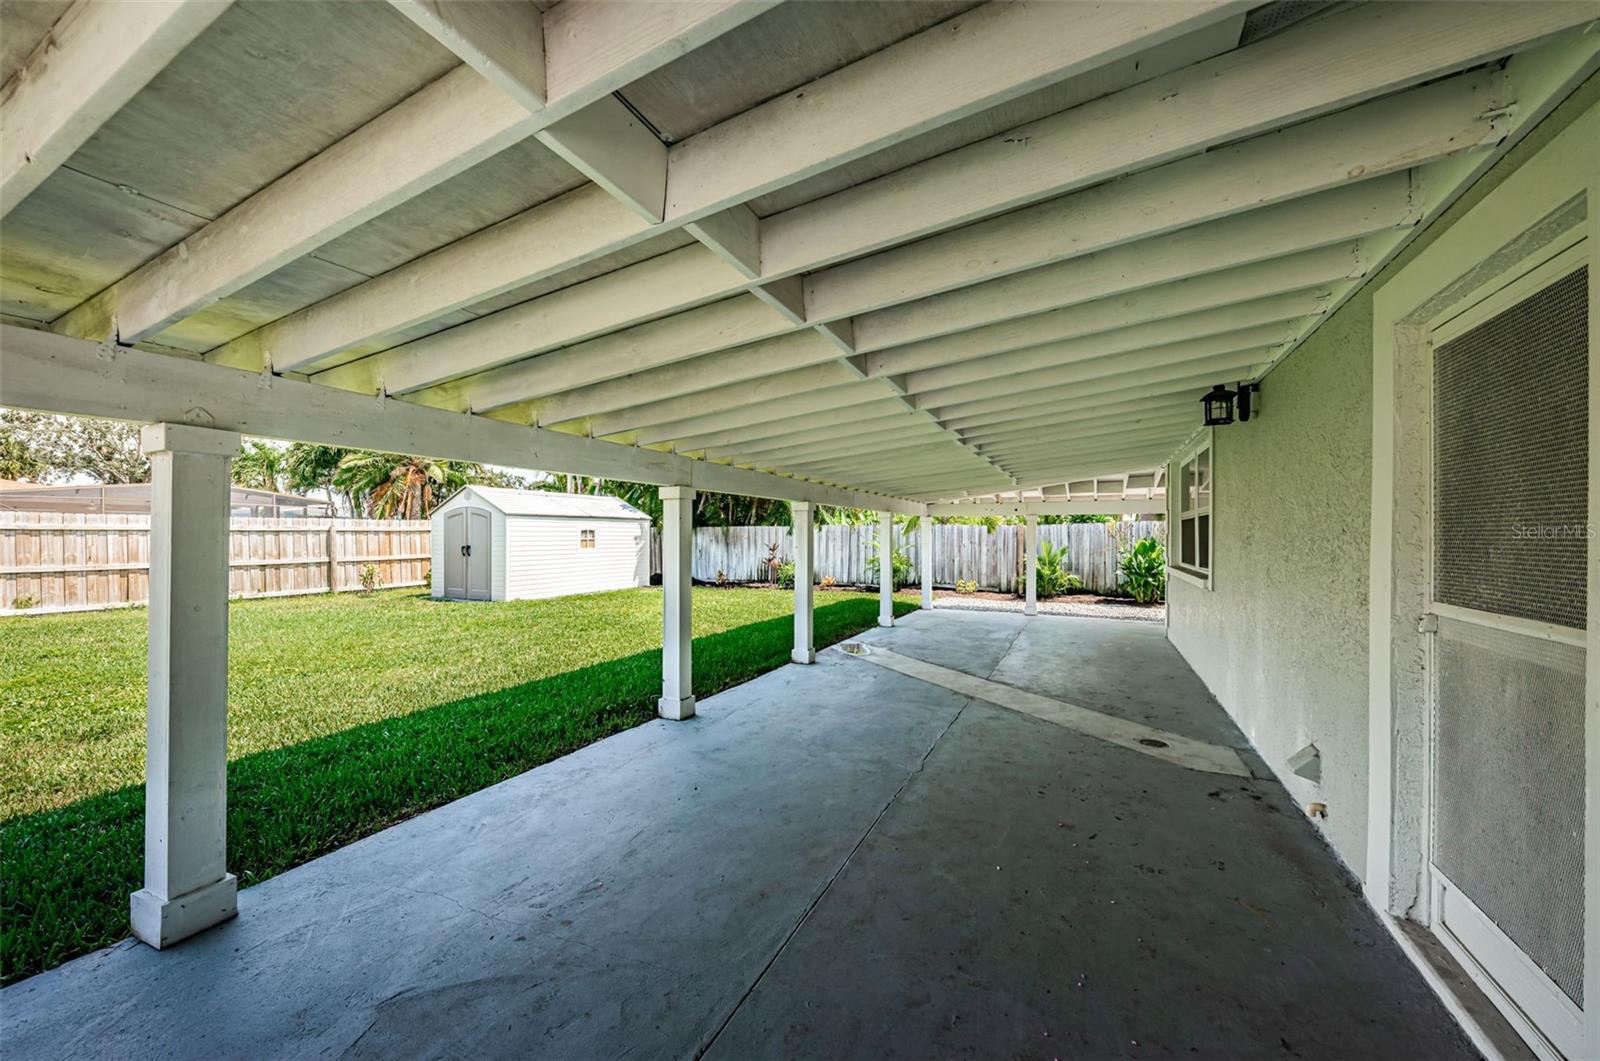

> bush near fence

[
  {"left": 1, "top": 513, "right": 430, "bottom": 613},
  {"left": 651, "top": 521, "right": 1164, "bottom": 596}
]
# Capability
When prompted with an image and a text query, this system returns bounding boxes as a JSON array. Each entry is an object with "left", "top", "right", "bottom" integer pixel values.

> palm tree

[
  {"left": 283, "top": 443, "right": 352, "bottom": 512},
  {"left": 334, "top": 451, "right": 469, "bottom": 519},
  {"left": 232, "top": 440, "right": 287, "bottom": 491}
]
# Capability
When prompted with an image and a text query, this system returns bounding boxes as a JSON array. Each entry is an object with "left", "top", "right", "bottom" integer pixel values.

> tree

[
  {"left": 283, "top": 443, "right": 353, "bottom": 512},
  {"left": 231, "top": 440, "right": 288, "bottom": 491},
  {"left": 335, "top": 451, "right": 471, "bottom": 519},
  {"left": 0, "top": 410, "right": 147, "bottom": 483}
]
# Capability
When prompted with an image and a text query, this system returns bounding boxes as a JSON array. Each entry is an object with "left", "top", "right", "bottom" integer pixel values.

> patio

[{"left": 2, "top": 611, "right": 1472, "bottom": 1059}]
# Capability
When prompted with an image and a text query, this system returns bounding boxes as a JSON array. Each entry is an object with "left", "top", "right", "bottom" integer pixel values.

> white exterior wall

[
  {"left": 1166, "top": 79, "right": 1598, "bottom": 882},
  {"left": 1167, "top": 294, "right": 1374, "bottom": 875},
  {"left": 503, "top": 514, "right": 648, "bottom": 601}
]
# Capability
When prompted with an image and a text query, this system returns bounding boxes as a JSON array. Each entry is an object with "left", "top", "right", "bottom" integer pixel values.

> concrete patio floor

[{"left": 2, "top": 610, "right": 1474, "bottom": 1059}]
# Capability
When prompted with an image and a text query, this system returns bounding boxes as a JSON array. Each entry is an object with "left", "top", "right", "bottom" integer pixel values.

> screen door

[{"left": 1428, "top": 258, "right": 1588, "bottom": 1059}]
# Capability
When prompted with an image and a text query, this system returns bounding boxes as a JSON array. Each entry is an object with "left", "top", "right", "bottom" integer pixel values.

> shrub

[
  {"left": 358, "top": 564, "right": 382, "bottom": 594},
  {"left": 819, "top": 575, "right": 837, "bottom": 589},
  {"left": 1118, "top": 537, "right": 1166, "bottom": 604},
  {"left": 775, "top": 561, "right": 796, "bottom": 589},
  {"left": 955, "top": 578, "right": 978, "bottom": 594},
  {"left": 866, "top": 544, "right": 914, "bottom": 588},
  {"left": 1034, "top": 540, "right": 1082, "bottom": 598},
  {"left": 12, "top": 595, "right": 38, "bottom": 611}
]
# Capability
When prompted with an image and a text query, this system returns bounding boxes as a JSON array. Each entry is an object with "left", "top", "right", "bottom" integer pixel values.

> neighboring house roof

[{"left": 452, "top": 486, "right": 650, "bottom": 522}]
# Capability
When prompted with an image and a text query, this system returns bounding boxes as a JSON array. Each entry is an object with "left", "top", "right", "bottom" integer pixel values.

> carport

[
  {"left": 1, "top": 2, "right": 1597, "bottom": 1056},
  {"left": 1, "top": 610, "right": 1475, "bottom": 1059}
]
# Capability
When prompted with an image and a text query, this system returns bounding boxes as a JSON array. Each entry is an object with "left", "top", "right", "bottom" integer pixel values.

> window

[
  {"left": 579, "top": 528, "right": 596, "bottom": 549},
  {"left": 1172, "top": 434, "right": 1211, "bottom": 580}
]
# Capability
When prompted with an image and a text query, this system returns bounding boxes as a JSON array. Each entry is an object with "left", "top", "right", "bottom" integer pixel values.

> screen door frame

[
  {"left": 1368, "top": 93, "right": 1598, "bottom": 1061},
  {"left": 1421, "top": 239, "right": 1589, "bottom": 1060}
]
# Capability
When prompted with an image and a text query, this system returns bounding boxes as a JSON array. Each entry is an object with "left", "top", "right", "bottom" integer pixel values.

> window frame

[
  {"left": 1168, "top": 429, "right": 1213, "bottom": 588},
  {"left": 579, "top": 528, "right": 597, "bottom": 549}
]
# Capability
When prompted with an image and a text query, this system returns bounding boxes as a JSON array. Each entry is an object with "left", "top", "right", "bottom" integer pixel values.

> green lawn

[{"left": 0, "top": 586, "right": 917, "bottom": 983}]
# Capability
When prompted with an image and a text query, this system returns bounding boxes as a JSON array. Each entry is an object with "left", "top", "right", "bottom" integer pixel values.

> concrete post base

[
  {"left": 790, "top": 649, "right": 816, "bottom": 665},
  {"left": 130, "top": 873, "right": 237, "bottom": 949},
  {"left": 1024, "top": 604, "right": 1038, "bottom": 616},
  {"left": 658, "top": 695, "right": 695, "bottom": 721},
  {"left": 877, "top": 616, "right": 895, "bottom": 628}
]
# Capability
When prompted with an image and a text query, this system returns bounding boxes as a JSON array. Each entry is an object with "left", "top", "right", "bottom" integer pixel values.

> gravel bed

[{"left": 931, "top": 595, "right": 1165, "bottom": 623}]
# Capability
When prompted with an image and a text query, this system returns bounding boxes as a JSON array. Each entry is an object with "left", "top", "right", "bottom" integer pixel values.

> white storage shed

[{"left": 430, "top": 487, "right": 651, "bottom": 602}]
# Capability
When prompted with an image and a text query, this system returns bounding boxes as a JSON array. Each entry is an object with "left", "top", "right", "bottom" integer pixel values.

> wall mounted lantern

[{"left": 1200, "top": 382, "right": 1261, "bottom": 427}]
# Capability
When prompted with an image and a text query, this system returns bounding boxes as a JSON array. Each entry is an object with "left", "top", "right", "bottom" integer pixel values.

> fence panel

[
  {"left": 2, "top": 513, "right": 432, "bottom": 613},
  {"left": 649, "top": 520, "right": 1168, "bottom": 595}
]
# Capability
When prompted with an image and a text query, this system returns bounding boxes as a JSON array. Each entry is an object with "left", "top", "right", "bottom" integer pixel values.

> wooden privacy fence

[
  {"left": 1, "top": 513, "right": 431, "bottom": 613},
  {"left": 653, "top": 521, "right": 1165, "bottom": 594}
]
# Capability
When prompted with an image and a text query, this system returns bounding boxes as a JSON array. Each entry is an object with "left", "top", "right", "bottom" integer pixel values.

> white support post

[
  {"left": 920, "top": 518, "right": 934, "bottom": 610},
  {"left": 658, "top": 485, "right": 695, "bottom": 720},
  {"left": 791, "top": 501, "right": 815, "bottom": 664},
  {"left": 1024, "top": 513, "right": 1039, "bottom": 616},
  {"left": 129, "top": 422, "right": 241, "bottom": 949},
  {"left": 878, "top": 512, "right": 895, "bottom": 628}
]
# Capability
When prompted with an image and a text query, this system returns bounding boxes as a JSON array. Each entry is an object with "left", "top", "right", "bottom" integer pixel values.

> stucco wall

[
  {"left": 1167, "top": 74, "right": 1599, "bottom": 881},
  {"left": 1168, "top": 295, "right": 1375, "bottom": 874}
]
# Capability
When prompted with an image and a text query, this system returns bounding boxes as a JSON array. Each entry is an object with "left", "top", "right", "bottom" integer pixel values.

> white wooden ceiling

[{"left": 2, "top": 0, "right": 1596, "bottom": 505}]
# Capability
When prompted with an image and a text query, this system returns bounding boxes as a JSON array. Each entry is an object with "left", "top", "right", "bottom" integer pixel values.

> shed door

[
  {"left": 465, "top": 509, "right": 492, "bottom": 601},
  {"left": 1427, "top": 256, "right": 1587, "bottom": 1058},
  {"left": 443, "top": 510, "right": 468, "bottom": 597}
]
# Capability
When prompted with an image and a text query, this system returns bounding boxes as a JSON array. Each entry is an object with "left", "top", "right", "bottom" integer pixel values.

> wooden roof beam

[{"left": 1, "top": 0, "right": 231, "bottom": 220}]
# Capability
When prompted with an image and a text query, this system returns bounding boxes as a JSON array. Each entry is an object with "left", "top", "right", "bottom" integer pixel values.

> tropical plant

[
  {"left": 866, "top": 543, "right": 915, "bottom": 588},
  {"left": 283, "top": 443, "right": 353, "bottom": 512},
  {"left": 1034, "top": 540, "right": 1082, "bottom": 598},
  {"left": 775, "top": 561, "right": 796, "bottom": 589},
  {"left": 358, "top": 564, "right": 382, "bottom": 594},
  {"left": 1118, "top": 536, "right": 1167, "bottom": 604},
  {"left": 955, "top": 578, "right": 977, "bottom": 594},
  {"left": 819, "top": 575, "right": 837, "bottom": 589},
  {"left": 334, "top": 452, "right": 469, "bottom": 519},
  {"left": 232, "top": 440, "right": 288, "bottom": 491}
]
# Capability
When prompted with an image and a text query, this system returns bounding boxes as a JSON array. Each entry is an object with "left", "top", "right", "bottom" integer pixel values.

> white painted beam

[
  {"left": 792, "top": 501, "right": 815, "bottom": 664},
  {"left": 685, "top": 204, "right": 761, "bottom": 279},
  {"left": 0, "top": 324, "right": 925, "bottom": 514},
  {"left": 900, "top": 290, "right": 1327, "bottom": 394},
  {"left": 536, "top": 95, "right": 667, "bottom": 222},
  {"left": 944, "top": 371, "right": 1230, "bottom": 433},
  {"left": 963, "top": 405, "right": 1199, "bottom": 448},
  {"left": 386, "top": 0, "right": 545, "bottom": 110},
  {"left": 928, "top": 500, "right": 1154, "bottom": 518},
  {"left": 759, "top": 1, "right": 1585, "bottom": 281},
  {"left": 436, "top": 295, "right": 794, "bottom": 413},
  {"left": 129, "top": 421, "right": 240, "bottom": 949},
  {"left": 658, "top": 485, "right": 694, "bottom": 720},
  {"left": 1, "top": 0, "right": 231, "bottom": 220},
  {"left": 222, "top": 0, "right": 1241, "bottom": 374},
  {"left": 666, "top": 398, "right": 911, "bottom": 453},
  {"left": 929, "top": 350, "right": 1271, "bottom": 424},
  {"left": 632, "top": 381, "right": 896, "bottom": 446},
  {"left": 525, "top": 330, "right": 845, "bottom": 426},
  {"left": 583, "top": 361, "right": 867, "bottom": 438},
  {"left": 863, "top": 254, "right": 1351, "bottom": 378},
  {"left": 853, "top": 226, "right": 1369, "bottom": 355},
  {"left": 803, "top": 71, "right": 1501, "bottom": 322},
  {"left": 54, "top": 0, "right": 770, "bottom": 346},
  {"left": 709, "top": 417, "right": 942, "bottom": 464},
  {"left": 667, "top": 1, "right": 1249, "bottom": 225},
  {"left": 910, "top": 322, "right": 1299, "bottom": 410}
]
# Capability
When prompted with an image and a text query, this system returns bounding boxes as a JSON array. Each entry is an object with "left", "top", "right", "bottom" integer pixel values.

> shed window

[
  {"left": 579, "top": 529, "right": 597, "bottom": 549},
  {"left": 1173, "top": 436, "right": 1211, "bottom": 579}
]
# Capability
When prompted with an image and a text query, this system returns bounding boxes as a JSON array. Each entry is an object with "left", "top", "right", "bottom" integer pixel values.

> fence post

[{"left": 325, "top": 521, "right": 338, "bottom": 593}]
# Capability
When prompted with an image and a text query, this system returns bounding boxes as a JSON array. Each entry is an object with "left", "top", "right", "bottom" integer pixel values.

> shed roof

[{"left": 456, "top": 486, "right": 649, "bottom": 522}]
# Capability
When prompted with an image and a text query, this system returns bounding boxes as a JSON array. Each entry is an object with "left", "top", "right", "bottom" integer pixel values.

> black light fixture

[
  {"left": 1201, "top": 384, "right": 1235, "bottom": 426},
  {"left": 1201, "top": 381, "right": 1260, "bottom": 427}
]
